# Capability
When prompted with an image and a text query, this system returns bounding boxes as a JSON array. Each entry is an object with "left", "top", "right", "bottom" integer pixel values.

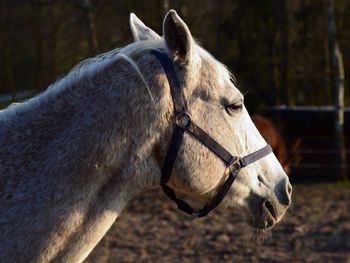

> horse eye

[{"left": 225, "top": 103, "right": 243, "bottom": 115}]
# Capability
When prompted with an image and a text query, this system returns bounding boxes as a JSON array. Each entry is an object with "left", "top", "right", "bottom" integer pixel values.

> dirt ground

[{"left": 85, "top": 183, "right": 350, "bottom": 263}]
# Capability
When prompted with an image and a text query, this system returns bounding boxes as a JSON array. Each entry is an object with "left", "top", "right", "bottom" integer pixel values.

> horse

[
  {"left": 252, "top": 114, "right": 290, "bottom": 174},
  {"left": 0, "top": 10, "right": 292, "bottom": 263}
]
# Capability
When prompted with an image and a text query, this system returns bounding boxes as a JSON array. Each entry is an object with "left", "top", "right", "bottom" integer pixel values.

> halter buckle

[
  {"left": 175, "top": 112, "right": 192, "bottom": 129},
  {"left": 228, "top": 157, "right": 242, "bottom": 174}
]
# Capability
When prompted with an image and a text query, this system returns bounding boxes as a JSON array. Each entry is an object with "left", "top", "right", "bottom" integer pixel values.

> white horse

[{"left": 0, "top": 10, "right": 291, "bottom": 263}]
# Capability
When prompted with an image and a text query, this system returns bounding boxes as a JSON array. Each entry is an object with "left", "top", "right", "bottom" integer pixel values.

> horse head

[{"left": 129, "top": 10, "right": 292, "bottom": 229}]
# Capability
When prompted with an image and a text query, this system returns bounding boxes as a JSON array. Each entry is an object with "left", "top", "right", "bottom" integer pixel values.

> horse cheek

[{"left": 172, "top": 137, "right": 226, "bottom": 194}]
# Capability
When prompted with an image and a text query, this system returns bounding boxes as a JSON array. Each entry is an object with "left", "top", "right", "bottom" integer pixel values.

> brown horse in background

[{"left": 252, "top": 115, "right": 290, "bottom": 174}]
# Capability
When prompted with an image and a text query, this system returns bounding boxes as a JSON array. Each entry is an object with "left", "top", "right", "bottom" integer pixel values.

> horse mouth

[
  {"left": 246, "top": 199, "right": 280, "bottom": 229},
  {"left": 247, "top": 212, "right": 276, "bottom": 229}
]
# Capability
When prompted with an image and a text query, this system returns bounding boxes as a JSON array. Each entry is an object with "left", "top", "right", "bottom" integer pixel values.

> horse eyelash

[{"left": 226, "top": 103, "right": 243, "bottom": 112}]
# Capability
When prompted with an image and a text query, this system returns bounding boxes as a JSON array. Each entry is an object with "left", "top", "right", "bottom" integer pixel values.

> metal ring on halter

[
  {"left": 228, "top": 158, "right": 242, "bottom": 174},
  {"left": 175, "top": 112, "right": 192, "bottom": 129}
]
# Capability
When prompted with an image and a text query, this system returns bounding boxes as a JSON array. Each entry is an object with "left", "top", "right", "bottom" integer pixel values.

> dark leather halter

[{"left": 151, "top": 50, "right": 272, "bottom": 218}]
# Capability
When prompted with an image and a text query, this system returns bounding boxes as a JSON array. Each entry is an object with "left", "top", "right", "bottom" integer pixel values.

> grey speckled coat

[{"left": 0, "top": 10, "right": 291, "bottom": 263}]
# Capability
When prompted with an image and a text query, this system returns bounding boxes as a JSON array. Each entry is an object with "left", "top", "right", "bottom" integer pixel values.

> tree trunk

[
  {"left": 0, "top": 0, "right": 16, "bottom": 97},
  {"left": 2, "top": 47, "right": 16, "bottom": 99},
  {"left": 327, "top": 0, "right": 347, "bottom": 181},
  {"left": 31, "top": 0, "right": 44, "bottom": 89},
  {"left": 80, "top": 0, "right": 99, "bottom": 55},
  {"left": 280, "top": 0, "right": 289, "bottom": 106},
  {"left": 47, "top": 4, "right": 62, "bottom": 82},
  {"left": 163, "top": 0, "right": 169, "bottom": 13},
  {"left": 267, "top": 22, "right": 278, "bottom": 105}
]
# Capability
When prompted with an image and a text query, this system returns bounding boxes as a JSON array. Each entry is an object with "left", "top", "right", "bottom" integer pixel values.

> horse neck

[
  {"left": 0, "top": 57, "right": 168, "bottom": 262},
  {"left": 5, "top": 55, "right": 165, "bottom": 185}
]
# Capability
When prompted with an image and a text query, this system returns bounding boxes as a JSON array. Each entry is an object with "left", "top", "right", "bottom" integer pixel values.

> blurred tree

[
  {"left": 327, "top": 0, "right": 347, "bottom": 180},
  {"left": 0, "top": 0, "right": 349, "bottom": 108},
  {"left": 76, "top": 0, "right": 99, "bottom": 55}
]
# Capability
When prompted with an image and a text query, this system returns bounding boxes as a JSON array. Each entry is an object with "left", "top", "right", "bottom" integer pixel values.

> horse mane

[
  {"left": 0, "top": 40, "right": 166, "bottom": 122},
  {"left": 49, "top": 37, "right": 236, "bottom": 101},
  {"left": 45, "top": 40, "right": 165, "bottom": 103},
  {"left": 1, "top": 37, "right": 236, "bottom": 124}
]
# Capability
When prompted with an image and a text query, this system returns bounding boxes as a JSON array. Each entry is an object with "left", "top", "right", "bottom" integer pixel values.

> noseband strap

[{"left": 151, "top": 50, "right": 272, "bottom": 217}]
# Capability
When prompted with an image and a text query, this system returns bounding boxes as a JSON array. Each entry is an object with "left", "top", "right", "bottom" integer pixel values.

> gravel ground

[{"left": 85, "top": 183, "right": 350, "bottom": 263}]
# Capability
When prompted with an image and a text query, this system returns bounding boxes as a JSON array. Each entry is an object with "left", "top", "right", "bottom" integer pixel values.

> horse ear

[
  {"left": 163, "top": 10, "right": 193, "bottom": 65},
  {"left": 130, "top": 13, "right": 161, "bottom": 41}
]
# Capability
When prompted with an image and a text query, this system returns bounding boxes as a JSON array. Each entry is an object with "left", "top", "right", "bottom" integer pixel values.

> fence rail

[{"left": 270, "top": 106, "right": 349, "bottom": 181}]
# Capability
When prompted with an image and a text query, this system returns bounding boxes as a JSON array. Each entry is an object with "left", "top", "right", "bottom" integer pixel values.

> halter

[{"left": 151, "top": 50, "right": 272, "bottom": 218}]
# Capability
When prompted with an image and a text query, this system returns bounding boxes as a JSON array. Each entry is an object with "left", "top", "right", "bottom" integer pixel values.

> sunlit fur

[{"left": 0, "top": 10, "right": 291, "bottom": 262}]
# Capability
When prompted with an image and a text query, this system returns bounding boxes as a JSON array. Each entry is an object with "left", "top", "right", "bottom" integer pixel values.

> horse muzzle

[{"left": 246, "top": 178, "right": 292, "bottom": 229}]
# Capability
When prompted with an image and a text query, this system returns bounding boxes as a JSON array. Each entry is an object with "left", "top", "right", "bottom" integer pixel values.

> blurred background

[
  {"left": 0, "top": 0, "right": 349, "bottom": 181},
  {"left": 0, "top": 0, "right": 349, "bottom": 262}
]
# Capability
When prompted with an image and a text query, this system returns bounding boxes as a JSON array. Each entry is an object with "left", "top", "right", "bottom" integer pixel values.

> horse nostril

[
  {"left": 263, "top": 200, "right": 277, "bottom": 220},
  {"left": 278, "top": 179, "right": 293, "bottom": 206},
  {"left": 276, "top": 178, "right": 292, "bottom": 207},
  {"left": 287, "top": 182, "right": 292, "bottom": 196}
]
